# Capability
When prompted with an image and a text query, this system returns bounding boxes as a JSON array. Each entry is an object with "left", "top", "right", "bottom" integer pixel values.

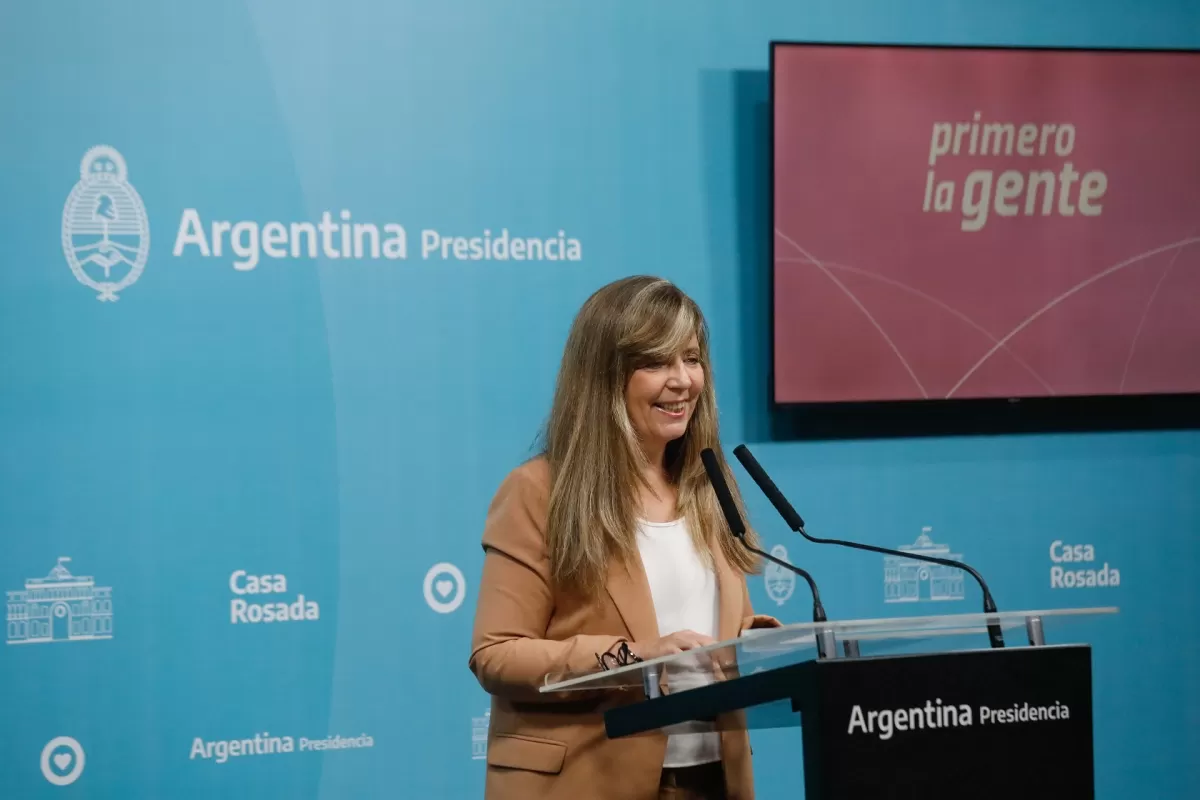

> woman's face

[{"left": 624, "top": 334, "right": 705, "bottom": 452}]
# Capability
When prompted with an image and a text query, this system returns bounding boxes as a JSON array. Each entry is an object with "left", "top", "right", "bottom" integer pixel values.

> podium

[{"left": 540, "top": 607, "right": 1116, "bottom": 798}]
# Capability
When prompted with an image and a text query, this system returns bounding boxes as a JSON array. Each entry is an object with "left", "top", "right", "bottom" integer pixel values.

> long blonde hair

[{"left": 541, "top": 275, "right": 761, "bottom": 595}]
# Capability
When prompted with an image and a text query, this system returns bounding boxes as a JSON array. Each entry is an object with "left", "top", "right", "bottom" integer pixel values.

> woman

[{"left": 469, "top": 276, "right": 779, "bottom": 799}]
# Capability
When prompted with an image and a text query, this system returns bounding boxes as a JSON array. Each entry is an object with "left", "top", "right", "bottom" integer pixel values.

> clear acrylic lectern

[{"left": 540, "top": 607, "right": 1116, "bottom": 799}]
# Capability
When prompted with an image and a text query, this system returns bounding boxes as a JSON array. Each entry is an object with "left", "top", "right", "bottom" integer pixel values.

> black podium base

[
  {"left": 802, "top": 644, "right": 1093, "bottom": 799},
  {"left": 603, "top": 643, "right": 1095, "bottom": 798}
]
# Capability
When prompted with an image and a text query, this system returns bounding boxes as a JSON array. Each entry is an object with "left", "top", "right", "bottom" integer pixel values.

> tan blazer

[{"left": 469, "top": 457, "right": 778, "bottom": 800}]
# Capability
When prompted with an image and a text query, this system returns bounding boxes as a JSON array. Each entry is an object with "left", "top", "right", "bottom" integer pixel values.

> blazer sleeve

[{"left": 468, "top": 465, "right": 626, "bottom": 702}]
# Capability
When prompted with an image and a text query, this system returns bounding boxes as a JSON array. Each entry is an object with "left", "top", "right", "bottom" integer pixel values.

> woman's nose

[{"left": 664, "top": 359, "right": 692, "bottom": 388}]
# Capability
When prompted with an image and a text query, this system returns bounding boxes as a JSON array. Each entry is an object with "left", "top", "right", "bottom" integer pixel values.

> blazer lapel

[
  {"left": 605, "top": 556, "right": 661, "bottom": 644},
  {"left": 606, "top": 546, "right": 744, "bottom": 644},
  {"left": 713, "top": 548, "right": 743, "bottom": 643}
]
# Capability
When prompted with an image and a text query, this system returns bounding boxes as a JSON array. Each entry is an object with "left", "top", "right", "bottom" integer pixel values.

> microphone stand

[
  {"left": 733, "top": 444, "right": 1006, "bottom": 650},
  {"left": 733, "top": 537, "right": 840, "bottom": 659},
  {"left": 700, "top": 448, "right": 840, "bottom": 659}
]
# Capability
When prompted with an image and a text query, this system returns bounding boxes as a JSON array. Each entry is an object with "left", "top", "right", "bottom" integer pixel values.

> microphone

[
  {"left": 700, "top": 448, "right": 837, "bottom": 658},
  {"left": 732, "top": 444, "right": 1006, "bottom": 650}
]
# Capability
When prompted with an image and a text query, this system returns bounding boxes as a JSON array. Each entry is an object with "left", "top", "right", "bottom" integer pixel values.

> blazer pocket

[{"left": 486, "top": 734, "right": 567, "bottom": 774}]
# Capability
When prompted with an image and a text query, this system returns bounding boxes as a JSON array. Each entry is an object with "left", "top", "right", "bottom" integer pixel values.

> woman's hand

[
  {"left": 740, "top": 613, "right": 783, "bottom": 634},
  {"left": 628, "top": 630, "right": 716, "bottom": 661}
]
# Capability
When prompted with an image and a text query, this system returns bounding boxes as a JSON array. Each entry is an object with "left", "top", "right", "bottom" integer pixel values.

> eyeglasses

[{"left": 596, "top": 640, "right": 644, "bottom": 671}]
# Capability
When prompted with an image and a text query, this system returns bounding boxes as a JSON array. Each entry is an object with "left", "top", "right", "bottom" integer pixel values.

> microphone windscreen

[
  {"left": 733, "top": 444, "right": 806, "bottom": 530},
  {"left": 700, "top": 448, "right": 746, "bottom": 537}
]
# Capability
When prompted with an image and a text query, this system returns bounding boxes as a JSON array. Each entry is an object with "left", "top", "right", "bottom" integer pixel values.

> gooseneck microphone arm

[
  {"left": 699, "top": 448, "right": 828, "bottom": 626},
  {"left": 732, "top": 444, "right": 1006, "bottom": 650},
  {"left": 752, "top": 547, "right": 827, "bottom": 623}
]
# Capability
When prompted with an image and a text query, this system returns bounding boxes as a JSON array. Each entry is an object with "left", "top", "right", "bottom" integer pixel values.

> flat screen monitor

[{"left": 771, "top": 42, "right": 1200, "bottom": 406}]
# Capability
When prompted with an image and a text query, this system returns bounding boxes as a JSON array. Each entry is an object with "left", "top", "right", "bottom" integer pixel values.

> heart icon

[
  {"left": 40, "top": 736, "right": 85, "bottom": 786},
  {"left": 423, "top": 563, "right": 465, "bottom": 614}
]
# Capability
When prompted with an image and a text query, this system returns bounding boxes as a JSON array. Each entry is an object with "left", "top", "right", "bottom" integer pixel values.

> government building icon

[
  {"left": 472, "top": 709, "right": 490, "bottom": 761},
  {"left": 6, "top": 557, "right": 113, "bottom": 645},
  {"left": 883, "top": 527, "right": 965, "bottom": 603}
]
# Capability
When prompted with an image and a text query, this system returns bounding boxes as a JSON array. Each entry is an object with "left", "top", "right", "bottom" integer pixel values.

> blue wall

[{"left": 1, "top": 1, "right": 1197, "bottom": 797}]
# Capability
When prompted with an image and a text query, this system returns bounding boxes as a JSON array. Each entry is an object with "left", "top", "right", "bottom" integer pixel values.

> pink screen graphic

[{"left": 773, "top": 45, "right": 1200, "bottom": 404}]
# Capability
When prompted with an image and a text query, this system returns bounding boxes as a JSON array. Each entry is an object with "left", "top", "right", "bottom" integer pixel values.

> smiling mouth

[{"left": 654, "top": 401, "right": 688, "bottom": 416}]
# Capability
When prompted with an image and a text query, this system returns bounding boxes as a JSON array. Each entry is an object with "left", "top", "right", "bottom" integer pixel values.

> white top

[{"left": 635, "top": 517, "right": 722, "bottom": 768}]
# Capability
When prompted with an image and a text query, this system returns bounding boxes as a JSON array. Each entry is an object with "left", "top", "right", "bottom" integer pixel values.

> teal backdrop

[{"left": 1, "top": 1, "right": 1197, "bottom": 797}]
